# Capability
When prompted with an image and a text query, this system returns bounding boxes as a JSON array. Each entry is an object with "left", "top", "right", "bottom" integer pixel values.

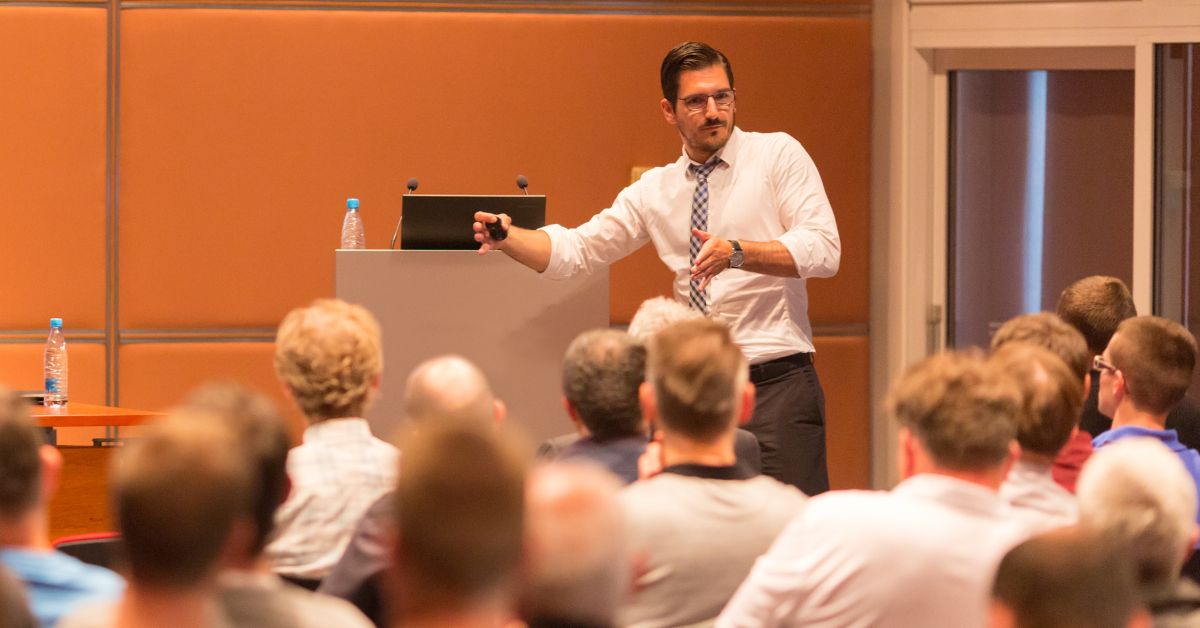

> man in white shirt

[
  {"left": 265, "top": 298, "right": 400, "bottom": 583},
  {"left": 619, "top": 319, "right": 806, "bottom": 628},
  {"left": 472, "top": 41, "right": 841, "bottom": 495},
  {"left": 718, "top": 350, "right": 1029, "bottom": 628},
  {"left": 989, "top": 314, "right": 1089, "bottom": 530}
]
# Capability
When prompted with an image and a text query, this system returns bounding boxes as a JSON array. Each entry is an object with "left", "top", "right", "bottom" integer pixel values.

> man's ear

[
  {"left": 493, "top": 399, "right": 507, "bottom": 425},
  {"left": 660, "top": 98, "right": 678, "bottom": 125},
  {"left": 1081, "top": 372, "right": 1092, "bottom": 403},
  {"left": 639, "top": 382, "right": 658, "bottom": 424},
  {"left": 562, "top": 396, "right": 587, "bottom": 436},
  {"left": 897, "top": 428, "right": 916, "bottom": 480},
  {"left": 737, "top": 381, "right": 756, "bottom": 426},
  {"left": 39, "top": 444, "right": 63, "bottom": 503}
]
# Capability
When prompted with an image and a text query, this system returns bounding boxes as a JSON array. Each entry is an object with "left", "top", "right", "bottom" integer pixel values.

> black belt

[{"left": 749, "top": 352, "right": 813, "bottom": 384}]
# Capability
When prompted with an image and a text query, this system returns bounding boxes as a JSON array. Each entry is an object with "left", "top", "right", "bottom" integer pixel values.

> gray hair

[
  {"left": 520, "top": 462, "right": 629, "bottom": 625},
  {"left": 1077, "top": 438, "right": 1198, "bottom": 589},
  {"left": 561, "top": 330, "right": 646, "bottom": 441},
  {"left": 404, "top": 355, "right": 497, "bottom": 425},
  {"left": 627, "top": 296, "right": 702, "bottom": 341}
]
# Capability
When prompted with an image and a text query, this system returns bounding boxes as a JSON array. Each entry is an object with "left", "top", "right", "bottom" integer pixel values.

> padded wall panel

[
  {"left": 118, "top": 342, "right": 307, "bottom": 441},
  {"left": 0, "top": 343, "right": 107, "bottom": 404},
  {"left": 118, "top": 10, "right": 870, "bottom": 328},
  {"left": 814, "top": 335, "right": 870, "bottom": 489},
  {"left": 0, "top": 7, "right": 108, "bottom": 330}
]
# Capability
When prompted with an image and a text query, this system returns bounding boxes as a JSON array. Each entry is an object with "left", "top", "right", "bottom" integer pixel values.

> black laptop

[{"left": 400, "top": 194, "right": 546, "bottom": 250}]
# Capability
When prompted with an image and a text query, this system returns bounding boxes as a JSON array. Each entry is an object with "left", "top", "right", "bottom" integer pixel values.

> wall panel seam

[{"left": 117, "top": 0, "right": 871, "bottom": 16}]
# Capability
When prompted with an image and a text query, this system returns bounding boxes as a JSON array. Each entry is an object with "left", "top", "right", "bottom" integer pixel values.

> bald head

[
  {"left": 404, "top": 355, "right": 502, "bottom": 424},
  {"left": 521, "top": 463, "right": 628, "bottom": 626}
]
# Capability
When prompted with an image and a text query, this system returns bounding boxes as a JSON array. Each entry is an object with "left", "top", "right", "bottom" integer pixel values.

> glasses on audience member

[
  {"left": 678, "top": 89, "right": 736, "bottom": 112},
  {"left": 1093, "top": 355, "right": 1118, "bottom": 373}
]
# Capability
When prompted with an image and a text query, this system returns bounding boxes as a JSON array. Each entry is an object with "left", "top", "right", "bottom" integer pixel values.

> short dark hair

[
  {"left": 1109, "top": 316, "right": 1197, "bottom": 415},
  {"left": 991, "top": 312, "right": 1090, "bottom": 383},
  {"left": 1056, "top": 276, "right": 1137, "bottom": 354},
  {"left": 993, "top": 530, "right": 1141, "bottom": 628},
  {"left": 0, "top": 388, "right": 43, "bottom": 520},
  {"left": 182, "top": 382, "right": 290, "bottom": 555},
  {"left": 562, "top": 330, "right": 646, "bottom": 441},
  {"left": 660, "top": 42, "right": 734, "bottom": 104},
  {"left": 989, "top": 343, "right": 1082, "bottom": 456},
  {"left": 647, "top": 319, "right": 746, "bottom": 442}
]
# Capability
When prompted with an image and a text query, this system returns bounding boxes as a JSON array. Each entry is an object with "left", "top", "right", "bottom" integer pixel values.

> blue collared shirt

[{"left": 1094, "top": 425, "right": 1200, "bottom": 542}]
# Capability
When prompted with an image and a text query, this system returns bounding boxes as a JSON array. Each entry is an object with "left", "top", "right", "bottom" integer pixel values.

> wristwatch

[{"left": 729, "top": 240, "right": 744, "bottom": 269}]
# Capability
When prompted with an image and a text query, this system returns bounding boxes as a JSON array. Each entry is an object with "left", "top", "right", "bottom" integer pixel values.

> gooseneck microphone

[
  {"left": 516, "top": 174, "right": 529, "bottom": 195},
  {"left": 390, "top": 178, "right": 419, "bottom": 250}
]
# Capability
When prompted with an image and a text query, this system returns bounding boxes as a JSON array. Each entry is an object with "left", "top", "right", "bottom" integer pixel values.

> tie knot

[{"left": 689, "top": 159, "right": 721, "bottom": 180}]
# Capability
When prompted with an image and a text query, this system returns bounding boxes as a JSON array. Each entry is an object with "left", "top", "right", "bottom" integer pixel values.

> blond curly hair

[{"left": 274, "top": 299, "right": 383, "bottom": 422}]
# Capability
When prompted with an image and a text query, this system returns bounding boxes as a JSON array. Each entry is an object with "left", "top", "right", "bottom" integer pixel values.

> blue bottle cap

[
  {"left": 50, "top": 318, "right": 63, "bottom": 328},
  {"left": 347, "top": 198, "right": 360, "bottom": 210}
]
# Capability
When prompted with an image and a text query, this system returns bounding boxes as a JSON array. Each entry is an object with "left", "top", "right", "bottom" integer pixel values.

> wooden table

[{"left": 29, "top": 402, "right": 164, "bottom": 428}]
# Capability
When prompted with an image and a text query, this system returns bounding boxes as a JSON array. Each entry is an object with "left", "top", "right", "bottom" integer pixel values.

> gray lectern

[{"left": 336, "top": 250, "right": 609, "bottom": 443}]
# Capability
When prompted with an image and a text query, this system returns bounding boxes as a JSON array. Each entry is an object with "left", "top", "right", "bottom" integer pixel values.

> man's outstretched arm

[{"left": 473, "top": 211, "right": 552, "bottom": 273}]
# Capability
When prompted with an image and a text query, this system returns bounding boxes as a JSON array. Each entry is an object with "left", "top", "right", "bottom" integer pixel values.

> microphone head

[
  {"left": 516, "top": 175, "right": 529, "bottom": 190},
  {"left": 406, "top": 178, "right": 419, "bottom": 193}
]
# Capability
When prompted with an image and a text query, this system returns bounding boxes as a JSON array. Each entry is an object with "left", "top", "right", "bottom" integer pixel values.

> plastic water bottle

[
  {"left": 341, "top": 198, "right": 365, "bottom": 249},
  {"left": 44, "top": 317, "right": 68, "bottom": 408}
]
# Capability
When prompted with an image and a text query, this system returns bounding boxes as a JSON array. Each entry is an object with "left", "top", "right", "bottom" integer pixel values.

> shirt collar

[
  {"left": 682, "top": 126, "right": 742, "bottom": 173},
  {"left": 892, "top": 473, "right": 1008, "bottom": 518},
  {"left": 302, "top": 416, "right": 372, "bottom": 444},
  {"left": 661, "top": 462, "right": 754, "bottom": 481},
  {"left": 1093, "top": 425, "right": 1182, "bottom": 450}
]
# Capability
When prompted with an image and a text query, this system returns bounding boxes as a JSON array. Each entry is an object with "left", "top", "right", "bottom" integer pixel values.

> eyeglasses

[
  {"left": 1093, "top": 355, "right": 1118, "bottom": 373},
  {"left": 678, "top": 89, "right": 736, "bottom": 113}
]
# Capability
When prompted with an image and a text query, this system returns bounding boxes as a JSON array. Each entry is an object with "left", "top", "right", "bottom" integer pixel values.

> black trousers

[{"left": 744, "top": 353, "right": 829, "bottom": 495}]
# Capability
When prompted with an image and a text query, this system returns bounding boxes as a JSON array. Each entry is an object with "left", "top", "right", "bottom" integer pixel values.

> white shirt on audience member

[
  {"left": 265, "top": 417, "right": 399, "bottom": 581},
  {"left": 999, "top": 458, "right": 1078, "bottom": 532},
  {"left": 717, "top": 474, "right": 1030, "bottom": 628}
]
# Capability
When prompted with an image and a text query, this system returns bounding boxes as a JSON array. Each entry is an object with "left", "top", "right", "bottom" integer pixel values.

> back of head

[
  {"left": 659, "top": 42, "right": 734, "bottom": 104},
  {"left": 562, "top": 329, "right": 646, "bottom": 441},
  {"left": 182, "top": 382, "right": 290, "bottom": 556},
  {"left": 647, "top": 319, "right": 747, "bottom": 442},
  {"left": 113, "top": 412, "right": 253, "bottom": 588},
  {"left": 991, "top": 312, "right": 1090, "bottom": 383},
  {"left": 887, "top": 350, "right": 1019, "bottom": 472},
  {"left": 393, "top": 421, "right": 528, "bottom": 611},
  {"left": 627, "top": 296, "right": 702, "bottom": 342},
  {"left": 0, "top": 388, "right": 43, "bottom": 521},
  {"left": 521, "top": 463, "right": 628, "bottom": 627},
  {"left": 989, "top": 343, "right": 1083, "bottom": 457},
  {"left": 1056, "top": 276, "right": 1137, "bottom": 354},
  {"left": 1076, "top": 438, "right": 1197, "bottom": 590},
  {"left": 992, "top": 529, "right": 1141, "bottom": 628},
  {"left": 1108, "top": 316, "right": 1198, "bottom": 415},
  {"left": 274, "top": 298, "right": 383, "bottom": 421},
  {"left": 403, "top": 355, "right": 497, "bottom": 425}
]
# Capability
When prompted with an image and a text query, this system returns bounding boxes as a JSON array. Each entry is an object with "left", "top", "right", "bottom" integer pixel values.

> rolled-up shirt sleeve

[
  {"left": 772, "top": 137, "right": 841, "bottom": 279},
  {"left": 540, "top": 180, "right": 653, "bottom": 280}
]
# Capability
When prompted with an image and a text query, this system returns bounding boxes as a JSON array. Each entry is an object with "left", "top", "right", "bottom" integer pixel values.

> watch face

[{"left": 731, "top": 250, "right": 744, "bottom": 268}]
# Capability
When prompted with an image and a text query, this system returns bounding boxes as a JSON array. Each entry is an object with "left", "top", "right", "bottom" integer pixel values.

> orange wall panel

[
  {"left": 0, "top": 342, "right": 107, "bottom": 405},
  {"left": 117, "top": 342, "right": 307, "bottom": 441},
  {"left": 814, "top": 335, "right": 870, "bottom": 489},
  {"left": 117, "top": 10, "right": 869, "bottom": 328},
  {"left": 0, "top": 7, "right": 108, "bottom": 330}
]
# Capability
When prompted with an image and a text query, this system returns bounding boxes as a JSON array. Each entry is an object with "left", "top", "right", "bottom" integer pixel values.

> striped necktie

[{"left": 688, "top": 158, "right": 721, "bottom": 313}]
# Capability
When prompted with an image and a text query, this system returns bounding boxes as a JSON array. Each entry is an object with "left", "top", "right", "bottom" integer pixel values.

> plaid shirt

[{"left": 265, "top": 418, "right": 399, "bottom": 580}]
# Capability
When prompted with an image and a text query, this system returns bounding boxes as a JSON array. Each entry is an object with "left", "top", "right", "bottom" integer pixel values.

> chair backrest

[{"left": 52, "top": 532, "right": 122, "bottom": 570}]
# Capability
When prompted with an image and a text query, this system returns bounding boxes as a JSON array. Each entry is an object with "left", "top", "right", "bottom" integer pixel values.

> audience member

[
  {"left": 989, "top": 341, "right": 1083, "bottom": 530},
  {"left": 519, "top": 462, "right": 629, "bottom": 628},
  {"left": 265, "top": 298, "right": 400, "bottom": 584},
  {"left": 1077, "top": 439, "right": 1200, "bottom": 624},
  {"left": 626, "top": 295, "right": 702, "bottom": 341},
  {"left": 989, "top": 529, "right": 1148, "bottom": 628},
  {"left": 1057, "top": 275, "right": 1200, "bottom": 445},
  {"left": 719, "top": 350, "right": 1028, "bottom": 627},
  {"left": 387, "top": 420, "right": 528, "bottom": 628},
  {"left": 182, "top": 383, "right": 373, "bottom": 628},
  {"left": 0, "top": 387, "right": 123, "bottom": 626},
  {"left": 1092, "top": 316, "right": 1200, "bottom": 533},
  {"left": 619, "top": 319, "right": 806, "bottom": 627},
  {"left": 990, "top": 311, "right": 1093, "bottom": 492},
  {"left": 61, "top": 412, "right": 254, "bottom": 628},
  {"left": 320, "top": 355, "right": 505, "bottom": 625}
]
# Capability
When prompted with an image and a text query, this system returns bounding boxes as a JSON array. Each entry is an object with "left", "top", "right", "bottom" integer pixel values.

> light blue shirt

[{"left": 0, "top": 547, "right": 124, "bottom": 627}]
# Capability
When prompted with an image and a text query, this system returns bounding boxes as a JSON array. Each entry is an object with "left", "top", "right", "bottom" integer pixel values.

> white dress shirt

[
  {"left": 265, "top": 418, "right": 399, "bottom": 580},
  {"left": 999, "top": 458, "right": 1078, "bottom": 533},
  {"left": 717, "top": 474, "right": 1031, "bottom": 628},
  {"left": 540, "top": 127, "right": 840, "bottom": 364}
]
